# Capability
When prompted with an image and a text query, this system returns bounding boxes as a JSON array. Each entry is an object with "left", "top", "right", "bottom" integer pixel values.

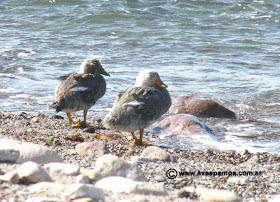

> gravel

[{"left": 0, "top": 112, "right": 280, "bottom": 202}]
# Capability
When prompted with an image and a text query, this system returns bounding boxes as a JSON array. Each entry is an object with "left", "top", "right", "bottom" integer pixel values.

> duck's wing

[{"left": 113, "top": 86, "right": 171, "bottom": 122}]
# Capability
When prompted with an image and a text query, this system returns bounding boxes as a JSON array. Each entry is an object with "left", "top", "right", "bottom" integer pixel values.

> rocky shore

[{"left": 0, "top": 112, "right": 280, "bottom": 202}]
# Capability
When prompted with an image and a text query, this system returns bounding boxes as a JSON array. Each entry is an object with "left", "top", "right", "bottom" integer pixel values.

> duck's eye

[
  {"left": 149, "top": 74, "right": 154, "bottom": 77},
  {"left": 92, "top": 62, "right": 97, "bottom": 65}
]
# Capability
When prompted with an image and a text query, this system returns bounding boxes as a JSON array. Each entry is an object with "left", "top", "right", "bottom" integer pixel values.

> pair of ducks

[{"left": 50, "top": 59, "right": 171, "bottom": 146}]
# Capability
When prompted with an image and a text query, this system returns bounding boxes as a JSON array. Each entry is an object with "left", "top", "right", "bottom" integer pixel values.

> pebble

[
  {"left": 0, "top": 170, "right": 20, "bottom": 184},
  {"left": 197, "top": 187, "right": 242, "bottom": 202},
  {"left": 227, "top": 177, "right": 248, "bottom": 185},
  {"left": 241, "top": 155, "right": 259, "bottom": 166},
  {"left": 0, "top": 138, "right": 63, "bottom": 164},
  {"left": 75, "top": 141, "right": 107, "bottom": 157},
  {"left": 0, "top": 149, "right": 20, "bottom": 162},
  {"left": 90, "top": 154, "right": 147, "bottom": 182},
  {"left": 28, "top": 182, "right": 67, "bottom": 194},
  {"left": 44, "top": 162, "right": 80, "bottom": 176},
  {"left": 17, "top": 161, "right": 52, "bottom": 184},
  {"left": 95, "top": 176, "right": 167, "bottom": 195},
  {"left": 140, "top": 146, "right": 174, "bottom": 162},
  {"left": 62, "top": 183, "right": 104, "bottom": 201},
  {"left": 75, "top": 174, "right": 91, "bottom": 184},
  {"left": 26, "top": 197, "right": 61, "bottom": 202}
]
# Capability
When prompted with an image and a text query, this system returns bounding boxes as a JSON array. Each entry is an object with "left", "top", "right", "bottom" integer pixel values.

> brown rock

[
  {"left": 153, "top": 114, "right": 213, "bottom": 135},
  {"left": 169, "top": 94, "right": 236, "bottom": 119}
]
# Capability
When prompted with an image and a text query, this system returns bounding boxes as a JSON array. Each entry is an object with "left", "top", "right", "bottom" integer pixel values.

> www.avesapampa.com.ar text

[{"left": 166, "top": 168, "right": 262, "bottom": 179}]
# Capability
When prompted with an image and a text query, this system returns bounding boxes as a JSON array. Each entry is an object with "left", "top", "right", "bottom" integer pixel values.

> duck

[
  {"left": 104, "top": 69, "right": 171, "bottom": 145},
  {"left": 50, "top": 58, "right": 110, "bottom": 127}
]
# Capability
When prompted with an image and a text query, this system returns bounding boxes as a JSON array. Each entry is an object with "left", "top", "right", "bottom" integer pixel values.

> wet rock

[
  {"left": 153, "top": 114, "right": 214, "bottom": 135},
  {"left": 90, "top": 154, "right": 147, "bottom": 182},
  {"left": 28, "top": 182, "right": 67, "bottom": 194},
  {"left": 169, "top": 94, "right": 236, "bottom": 119},
  {"left": 0, "top": 149, "right": 20, "bottom": 162},
  {"left": 75, "top": 141, "right": 107, "bottom": 157},
  {"left": 0, "top": 138, "right": 63, "bottom": 164},
  {"left": 17, "top": 161, "right": 52, "bottom": 184},
  {"left": 0, "top": 171, "right": 19, "bottom": 184},
  {"left": 95, "top": 176, "right": 167, "bottom": 195},
  {"left": 44, "top": 163, "right": 80, "bottom": 176},
  {"left": 140, "top": 146, "right": 174, "bottom": 162},
  {"left": 227, "top": 177, "right": 247, "bottom": 185},
  {"left": 62, "top": 183, "right": 104, "bottom": 201}
]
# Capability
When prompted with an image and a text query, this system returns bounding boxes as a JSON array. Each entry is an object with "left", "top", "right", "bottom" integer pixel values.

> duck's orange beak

[{"left": 155, "top": 76, "right": 168, "bottom": 88}]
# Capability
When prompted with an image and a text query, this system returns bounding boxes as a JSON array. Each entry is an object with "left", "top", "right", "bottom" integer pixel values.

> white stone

[
  {"left": 140, "top": 146, "right": 173, "bottom": 162},
  {"left": 197, "top": 188, "right": 242, "bottom": 202},
  {"left": 227, "top": 177, "right": 247, "bottom": 185},
  {"left": 28, "top": 182, "right": 67, "bottom": 194},
  {"left": 62, "top": 183, "right": 104, "bottom": 201},
  {"left": 130, "top": 181, "right": 167, "bottom": 195},
  {"left": 0, "top": 149, "right": 20, "bottom": 162},
  {"left": 75, "top": 141, "right": 107, "bottom": 157},
  {"left": 0, "top": 138, "right": 63, "bottom": 164},
  {"left": 95, "top": 176, "right": 136, "bottom": 193},
  {"left": 17, "top": 161, "right": 52, "bottom": 184},
  {"left": 0, "top": 171, "right": 19, "bottom": 184},
  {"left": 44, "top": 163, "right": 80, "bottom": 176},
  {"left": 95, "top": 176, "right": 167, "bottom": 195},
  {"left": 91, "top": 154, "right": 147, "bottom": 182},
  {"left": 25, "top": 197, "right": 61, "bottom": 202}
]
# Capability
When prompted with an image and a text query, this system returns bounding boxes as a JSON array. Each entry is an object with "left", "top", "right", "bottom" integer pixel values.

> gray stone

[
  {"left": 227, "top": 177, "right": 247, "bottom": 185},
  {"left": 44, "top": 163, "right": 80, "bottom": 176},
  {"left": 0, "top": 170, "right": 19, "bottom": 184},
  {"left": 62, "top": 183, "right": 104, "bottom": 201},
  {"left": 17, "top": 161, "right": 52, "bottom": 184},
  {"left": 0, "top": 138, "right": 63, "bottom": 164},
  {"left": 95, "top": 176, "right": 167, "bottom": 195},
  {"left": 75, "top": 174, "right": 91, "bottom": 184},
  {"left": 0, "top": 149, "right": 20, "bottom": 162},
  {"left": 242, "top": 155, "right": 259, "bottom": 166},
  {"left": 75, "top": 141, "right": 107, "bottom": 157},
  {"left": 90, "top": 154, "right": 147, "bottom": 182},
  {"left": 28, "top": 182, "right": 67, "bottom": 194},
  {"left": 140, "top": 146, "right": 174, "bottom": 162}
]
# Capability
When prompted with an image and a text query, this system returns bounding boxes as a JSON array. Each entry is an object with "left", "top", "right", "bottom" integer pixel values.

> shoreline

[{"left": 0, "top": 112, "right": 280, "bottom": 201}]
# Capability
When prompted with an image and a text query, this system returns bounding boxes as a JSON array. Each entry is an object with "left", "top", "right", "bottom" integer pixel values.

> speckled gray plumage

[
  {"left": 104, "top": 85, "right": 171, "bottom": 132},
  {"left": 50, "top": 59, "right": 109, "bottom": 115},
  {"left": 50, "top": 73, "right": 106, "bottom": 112}
]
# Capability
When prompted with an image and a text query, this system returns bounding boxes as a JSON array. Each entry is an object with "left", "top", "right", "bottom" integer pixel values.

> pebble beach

[{"left": 0, "top": 112, "right": 280, "bottom": 202}]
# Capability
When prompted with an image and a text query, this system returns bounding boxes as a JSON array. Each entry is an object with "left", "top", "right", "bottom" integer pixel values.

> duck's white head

[{"left": 135, "top": 69, "right": 167, "bottom": 88}]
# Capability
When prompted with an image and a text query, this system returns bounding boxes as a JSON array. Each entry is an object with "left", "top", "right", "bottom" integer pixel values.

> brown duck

[
  {"left": 104, "top": 69, "right": 171, "bottom": 145},
  {"left": 50, "top": 59, "right": 110, "bottom": 127}
]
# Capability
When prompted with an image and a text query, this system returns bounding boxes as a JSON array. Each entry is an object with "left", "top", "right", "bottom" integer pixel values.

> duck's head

[
  {"left": 135, "top": 69, "right": 167, "bottom": 88},
  {"left": 79, "top": 59, "right": 110, "bottom": 76}
]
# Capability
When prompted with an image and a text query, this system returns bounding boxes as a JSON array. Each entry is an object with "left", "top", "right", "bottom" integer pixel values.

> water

[{"left": 1, "top": 0, "right": 280, "bottom": 153}]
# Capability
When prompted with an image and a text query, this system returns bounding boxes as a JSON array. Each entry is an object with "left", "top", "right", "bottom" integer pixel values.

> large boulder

[
  {"left": 153, "top": 114, "right": 215, "bottom": 135},
  {"left": 169, "top": 94, "right": 236, "bottom": 119}
]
